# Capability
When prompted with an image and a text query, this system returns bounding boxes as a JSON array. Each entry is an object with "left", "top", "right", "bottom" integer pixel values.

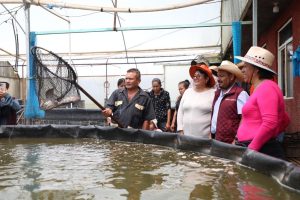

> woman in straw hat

[
  {"left": 235, "top": 46, "right": 290, "bottom": 159},
  {"left": 177, "top": 63, "right": 215, "bottom": 138}
]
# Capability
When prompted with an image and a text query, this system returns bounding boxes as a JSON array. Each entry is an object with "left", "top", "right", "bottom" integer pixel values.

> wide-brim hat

[
  {"left": 209, "top": 65, "right": 218, "bottom": 77},
  {"left": 189, "top": 64, "right": 215, "bottom": 87},
  {"left": 217, "top": 60, "right": 244, "bottom": 81},
  {"left": 235, "top": 46, "right": 277, "bottom": 75},
  {"left": 209, "top": 65, "right": 218, "bottom": 72}
]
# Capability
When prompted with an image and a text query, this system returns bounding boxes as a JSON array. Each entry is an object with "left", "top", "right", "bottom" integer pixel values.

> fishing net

[
  {"left": 31, "top": 46, "right": 124, "bottom": 127},
  {"left": 32, "top": 46, "right": 80, "bottom": 110}
]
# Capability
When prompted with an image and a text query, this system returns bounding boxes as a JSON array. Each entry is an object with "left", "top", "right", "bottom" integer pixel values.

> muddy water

[{"left": 0, "top": 138, "right": 299, "bottom": 200}]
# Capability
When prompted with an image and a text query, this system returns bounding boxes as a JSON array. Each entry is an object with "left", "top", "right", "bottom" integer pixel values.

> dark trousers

[{"left": 235, "top": 138, "right": 285, "bottom": 160}]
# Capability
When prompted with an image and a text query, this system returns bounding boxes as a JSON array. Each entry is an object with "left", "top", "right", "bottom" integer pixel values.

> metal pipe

[
  {"left": 0, "top": 0, "right": 213, "bottom": 13},
  {"left": 24, "top": 3, "right": 30, "bottom": 118},
  {"left": 0, "top": 44, "right": 221, "bottom": 58},
  {"left": 35, "top": 21, "right": 253, "bottom": 35},
  {"left": 252, "top": 0, "right": 257, "bottom": 45},
  {"left": 113, "top": 0, "right": 117, "bottom": 31},
  {"left": 24, "top": 3, "right": 30, "bottom": 78}
]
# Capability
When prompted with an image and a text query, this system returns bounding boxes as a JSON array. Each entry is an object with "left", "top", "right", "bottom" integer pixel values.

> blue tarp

[
  {"left": 232, "top": 21, "right": 242, "bottom": 64},
  {"left": 293, "top": 46, "right": 300, "bottom": 77},
  {"left": 24, "top": 32, "right": 45, "bottom": 119}
]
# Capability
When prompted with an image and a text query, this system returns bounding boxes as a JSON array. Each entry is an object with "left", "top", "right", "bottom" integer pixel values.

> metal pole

[
  {"left": 24, "top": 2, "right": 30, "bottom": 121},
  {"left": 252, "top": 0, "right": 257, "bottom": 46},
  {"left": 24, "top": 3, "right": 30, "bottom": 87},
  {"left": 113, "top": 0, "right": 117, "bottom": 31},
  {"left": 35, "top": 21, "right": 253, "bottom": 35},
  {"left": 0, "top": 0, "right": 214, "bottom": 13}
]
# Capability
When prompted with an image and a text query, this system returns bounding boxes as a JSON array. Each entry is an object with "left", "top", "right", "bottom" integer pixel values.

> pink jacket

[{"left": 237, "top": 80, "right": 290, "bottom": 151}]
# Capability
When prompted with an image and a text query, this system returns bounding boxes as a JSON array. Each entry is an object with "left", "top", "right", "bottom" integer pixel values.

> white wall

[
  {"left": 77, "top": 63, "right": 193, "bottom": 109},
  {"left": 164, "top": 64, "right": 192, "bottom": 107},
  {"left": 78, "top": 66, "right": 164, "bottom": 109}
]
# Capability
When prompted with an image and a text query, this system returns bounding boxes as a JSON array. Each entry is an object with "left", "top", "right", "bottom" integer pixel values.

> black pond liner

[{"left": 0, "top": 125, "right": 300, "bottom": 192}]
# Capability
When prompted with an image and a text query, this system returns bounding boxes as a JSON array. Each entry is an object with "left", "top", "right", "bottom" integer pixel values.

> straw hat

[
  {"left": 209, "top": 65, "right": 218, "bottom": 73},
  {"left": 217, "top": 60, "right": 243, "bottom": 81},
  {"left": 189, "top": 64, "right": 215, "bottom": 87},
  {"left": 209, "top": 65, "right": 218, "bottom": 77},
  {"left": 235, "top": 46, "right": 276, "bottom": 74}
]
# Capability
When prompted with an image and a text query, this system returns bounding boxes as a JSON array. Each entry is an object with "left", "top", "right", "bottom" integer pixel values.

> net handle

[
  {"left": 75, "top": 84, "right": 124, "bottom": 128},
  {"left": 32, "top": 46, "right": 124, "bottom": 128}
]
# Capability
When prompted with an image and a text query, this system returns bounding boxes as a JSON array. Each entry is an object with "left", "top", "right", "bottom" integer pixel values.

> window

[{"left": 278, "top": 19, "right": 293, "bottom": 97}]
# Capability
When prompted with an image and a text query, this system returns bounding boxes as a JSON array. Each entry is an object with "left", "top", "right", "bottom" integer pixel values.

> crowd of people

[
  {"left": 0, "top": 46, "right": 290, "bottom": 160},
  {"left": 103, "top": 46, "right": 290, "bottom": 160}
]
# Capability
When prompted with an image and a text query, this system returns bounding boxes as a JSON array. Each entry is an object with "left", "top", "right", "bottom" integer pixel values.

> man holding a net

[{"left": 102, "top": 68, "right": 155, "bottom": 130}]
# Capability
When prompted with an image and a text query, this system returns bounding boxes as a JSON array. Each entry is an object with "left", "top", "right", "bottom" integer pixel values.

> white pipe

[
  {"left": 24, "top": 3, "right": 30, "bottom": 80},
  {"left": 0, "top": 44, "right": 220, "bottom": 58},
  {"left": 0, "top": 0, "right": 214, "bottom": 12}
]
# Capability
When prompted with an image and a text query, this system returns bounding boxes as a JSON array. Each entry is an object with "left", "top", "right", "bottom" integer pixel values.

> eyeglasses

[{"left": 193, "top": 73, "right": 204, "bottom": 79}]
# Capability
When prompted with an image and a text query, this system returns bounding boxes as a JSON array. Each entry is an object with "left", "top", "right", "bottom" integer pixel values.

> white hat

[
  {"left": 235, "top": 46, "right": 277, "bottom": 75},
  {"left": 217, "top": 60, "right": 243, "bottom": 81}
]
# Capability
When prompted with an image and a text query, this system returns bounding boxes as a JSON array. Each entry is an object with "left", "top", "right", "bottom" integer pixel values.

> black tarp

[{"left": 0, "top": 125, "right": 299, "bottom": 191}]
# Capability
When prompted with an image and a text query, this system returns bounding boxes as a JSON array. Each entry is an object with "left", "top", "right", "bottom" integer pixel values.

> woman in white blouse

[{"left": 177, "top": 63, "right": 216, "bottom": 138}]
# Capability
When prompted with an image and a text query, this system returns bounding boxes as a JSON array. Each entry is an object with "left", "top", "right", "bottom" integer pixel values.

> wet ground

[{"left": 0, "top": 138, "right": 299, "bottom": 200}]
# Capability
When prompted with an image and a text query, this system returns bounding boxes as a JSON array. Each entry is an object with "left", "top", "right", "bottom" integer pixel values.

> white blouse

[{"left": 177, "top": 87, "right": 215, "bottom": 138}]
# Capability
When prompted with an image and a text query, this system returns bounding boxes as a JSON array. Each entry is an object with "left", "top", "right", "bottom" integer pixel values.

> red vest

[{"left": 212, "top": 84, "right": 243, "bottom": 143}]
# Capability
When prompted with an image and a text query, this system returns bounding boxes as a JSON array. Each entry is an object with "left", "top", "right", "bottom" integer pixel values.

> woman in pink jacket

[{"left": 235, "top": 46, "right": 290, "bottom": 159}]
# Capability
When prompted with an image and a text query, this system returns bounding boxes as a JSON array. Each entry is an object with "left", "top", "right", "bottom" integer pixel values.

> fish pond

[{"left": 0, "top": 138, "right": 299, "bottom": 200}]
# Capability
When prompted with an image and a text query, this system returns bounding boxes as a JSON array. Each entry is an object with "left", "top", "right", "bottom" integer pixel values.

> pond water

[{"left": 0, "top": 138, "right": 299, "bottom": 200}]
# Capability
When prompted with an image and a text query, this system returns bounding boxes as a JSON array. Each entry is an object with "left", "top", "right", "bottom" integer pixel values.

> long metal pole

[
  {"left": 0, "top": 0, "right": 213, "bottom": 13},
  {"left": 24, "top": 3, "right": 30, "bottom": 96},
  {"left": 252, "top": 0, "right": 257, "bottom": 45},
  {"left": 35, "top": 21, "right": 253, "bottom": 35},
  {"left": 113, "top": 0, "right": 117, "bottom": 31},
  {"left": 24, "top": 2, "right": 30, "bottom": 122}
]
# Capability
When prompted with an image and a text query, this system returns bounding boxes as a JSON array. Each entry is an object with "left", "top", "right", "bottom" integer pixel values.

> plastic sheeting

[
  {"left": 293, "top": 46, "right": 300, "bottom": 77},
  {"left": 0, "top": 125, "right": 300, "bottom": 191},
  {"left": 24, "top": 32, "right": 45, "bottom": 119},
  {"left": 232, "top": 21, "right": 241, "bottom": 64}
]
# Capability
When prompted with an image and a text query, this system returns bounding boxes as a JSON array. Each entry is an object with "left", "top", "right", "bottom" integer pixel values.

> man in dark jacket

[
  {"left": 0, "top": 82, "right": 21, "bottom": 125},
  {"left": 102, "top": 68, "right": 155, "bottom": 130},
  {"left": 210, "top": 61, "right": 249, "bottom": 143}
]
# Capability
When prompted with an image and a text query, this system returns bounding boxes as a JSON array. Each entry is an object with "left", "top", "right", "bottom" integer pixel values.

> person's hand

[
  {"left": 165, "top": 122, "right": 171, "bottom": 131},
  {"left": 170, "top": 123, "right": 175, "bottom": 132},
  {"left": 102, "top": 108, "right": 112, "bottom": 117},
  {"left": 231, "top": 138, "right": 236, "bottom": 145},
  {"left": 106, "top": 117, "right": 112, "bottom": 126}
]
